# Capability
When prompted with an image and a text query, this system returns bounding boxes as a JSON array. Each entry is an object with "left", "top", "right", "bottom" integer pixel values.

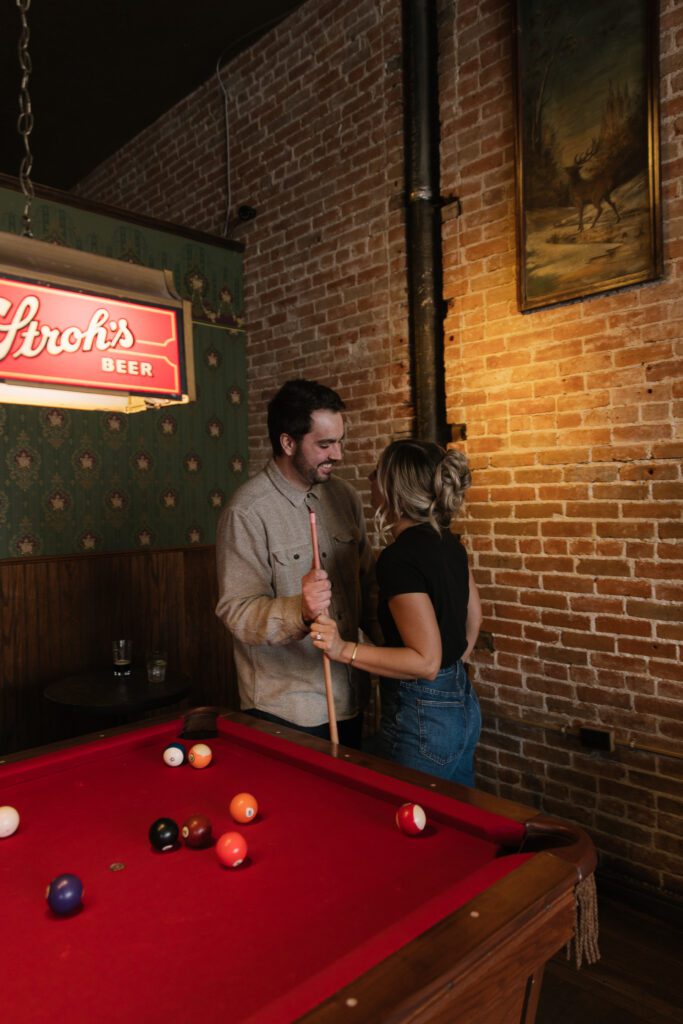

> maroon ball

[{"left": 181, "top": 814, "right": 212, "bottom": 849}]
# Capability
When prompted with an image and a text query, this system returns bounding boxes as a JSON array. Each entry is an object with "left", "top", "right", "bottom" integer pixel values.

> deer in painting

[{"left": 564, "top": 138, "right": 620, "bottom": 232}]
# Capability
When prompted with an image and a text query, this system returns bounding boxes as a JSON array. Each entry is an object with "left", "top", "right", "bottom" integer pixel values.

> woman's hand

[{"left": 310, "top": 613, "right": 347, "bottom": 662}]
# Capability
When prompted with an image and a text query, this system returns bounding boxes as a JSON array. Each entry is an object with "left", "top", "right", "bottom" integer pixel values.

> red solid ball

[
  {"left": 395, "top": 802, "right": 427, "bottom": 836},
  {"left": 215, "top": 831, "right": 248, "bottom": 868}
]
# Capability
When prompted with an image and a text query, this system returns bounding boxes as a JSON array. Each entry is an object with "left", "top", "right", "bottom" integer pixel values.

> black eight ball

[{"left": 149, "top": 817, "right": 179, "bottom": 852}]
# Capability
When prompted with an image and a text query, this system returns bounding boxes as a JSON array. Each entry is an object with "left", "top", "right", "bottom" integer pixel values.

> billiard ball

[
  {"left": 46, "top": 873, "right": 84, "bottom": 914},
  {"left": 188, "top": 743, "right": 212, "bottom": 769},
  {"left": 0, "top": 805, "right": 20, "bottom": 838},
  {"left": 162, "top": 743, "right": 186, "bottom": 767},
  {"left": 149, "top": 817, "right": 180, "bottom": 851},
  {"left": 181, "top": 814, "right": 212, "bottom": 849},
  {"left": 395, "top": 802, "right": 427, "bottom": 836},
  {"left": 215, "top": 831, "right": 247, "bottom": 868},
  {"left": 229, "top": 792, "right": 258, "bottom": 824}
]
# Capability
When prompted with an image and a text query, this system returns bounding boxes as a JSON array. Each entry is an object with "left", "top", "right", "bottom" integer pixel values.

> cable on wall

[{"left": 214, "top": 6, "right": 304, "bottom": 237}]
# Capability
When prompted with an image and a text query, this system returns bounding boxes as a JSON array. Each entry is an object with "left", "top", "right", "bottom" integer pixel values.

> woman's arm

[
  {"left": 311, "top": 592, "right": 442, "bottom": 681},
  {"left": 461, "top": 568, "right": 482, "bottom": 663}
]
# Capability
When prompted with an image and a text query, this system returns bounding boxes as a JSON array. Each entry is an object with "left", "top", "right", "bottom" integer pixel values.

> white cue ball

[{"left": 0, "top": 805, "right": 20, "bottom": 838}]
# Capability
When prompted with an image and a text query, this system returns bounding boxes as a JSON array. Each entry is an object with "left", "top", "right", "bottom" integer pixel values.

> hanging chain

[{"left": 16, "top": 0, "right": 34, "bottom": 237}]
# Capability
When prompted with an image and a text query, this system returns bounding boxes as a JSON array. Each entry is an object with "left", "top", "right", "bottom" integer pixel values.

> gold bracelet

[{"left": 350, "top": 642, "right": 359, "bottom": 664}]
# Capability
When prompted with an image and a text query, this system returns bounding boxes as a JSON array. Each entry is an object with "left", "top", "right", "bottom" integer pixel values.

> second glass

[{"left": 146, "top": 649, "right": 167, "bottom": 682}]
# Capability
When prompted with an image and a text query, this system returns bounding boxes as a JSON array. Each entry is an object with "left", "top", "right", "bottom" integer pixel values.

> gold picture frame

[{"left": 513, "top": 0, "right": 662, "bottom": 312}]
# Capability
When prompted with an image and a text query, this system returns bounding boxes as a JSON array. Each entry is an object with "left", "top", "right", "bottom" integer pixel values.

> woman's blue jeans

[{"left": 376, "top": 661, "right": 481, "bottom": 786}]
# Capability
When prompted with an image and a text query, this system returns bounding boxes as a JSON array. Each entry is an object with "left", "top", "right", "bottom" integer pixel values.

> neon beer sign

[{"left": 0, "top": 277, "right": 186, "bottom": 397}]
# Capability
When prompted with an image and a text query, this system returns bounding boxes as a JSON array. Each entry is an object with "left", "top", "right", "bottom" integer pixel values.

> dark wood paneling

[
  {"left": 0, "top": 547, "right": 236, "bottom": 754},
  {"left": 182, "top": 547, "right": 239, "bottom": 710}
]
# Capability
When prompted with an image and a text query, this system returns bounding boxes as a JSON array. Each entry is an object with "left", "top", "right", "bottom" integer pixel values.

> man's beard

[{"left": 291, "top": 449, "right": 334, "bottom": 486}]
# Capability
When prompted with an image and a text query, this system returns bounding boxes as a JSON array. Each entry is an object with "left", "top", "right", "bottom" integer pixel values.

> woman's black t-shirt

[{"left": 376, "top": 523, "right": 469, "bottom": 667}]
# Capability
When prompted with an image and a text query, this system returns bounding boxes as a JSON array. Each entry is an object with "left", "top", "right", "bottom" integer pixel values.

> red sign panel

[{"left": 0, "top": 277, "right": 186, "bottom": 397}]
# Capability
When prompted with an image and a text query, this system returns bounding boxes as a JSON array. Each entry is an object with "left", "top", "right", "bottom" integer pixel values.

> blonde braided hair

[{"left": 374, "top": 439, "right": 471, "bottom": 538}]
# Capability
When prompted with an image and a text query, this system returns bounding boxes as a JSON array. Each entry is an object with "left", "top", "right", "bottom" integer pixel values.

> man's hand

[{"left": 301, "top": 567, "right": 331, "bottom": 623}]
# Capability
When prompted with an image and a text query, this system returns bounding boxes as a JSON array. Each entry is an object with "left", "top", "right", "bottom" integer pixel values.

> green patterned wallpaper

[{"left": 0, "top": 187, "right": 247, "bottom": 559}]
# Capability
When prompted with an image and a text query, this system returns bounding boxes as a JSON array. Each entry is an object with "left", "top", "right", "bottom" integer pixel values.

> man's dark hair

[{"left": 267, "top": 379, "right": 345, "bottom": 456}]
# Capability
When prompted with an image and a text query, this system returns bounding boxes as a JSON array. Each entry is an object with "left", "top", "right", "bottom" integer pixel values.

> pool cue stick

[{"left": 308, "top": 508, "right": 339, "bottom": 746}]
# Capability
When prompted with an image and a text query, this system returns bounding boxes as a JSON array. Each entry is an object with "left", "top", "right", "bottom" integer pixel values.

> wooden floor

[{"left": 536, "top": 895, "right": 683, "bottom": 1024}]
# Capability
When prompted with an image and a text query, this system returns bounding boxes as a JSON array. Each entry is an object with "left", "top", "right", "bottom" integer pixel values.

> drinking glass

[
  {"left": 146, "top": 649, "right": 167, "bottom": 683},
  {"left": 112, "top": 639, "right": 132, "bottom": 677}
]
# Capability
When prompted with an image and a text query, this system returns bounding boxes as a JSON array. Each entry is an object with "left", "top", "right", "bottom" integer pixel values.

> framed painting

[{"left": 512, "top": 0, "right": 662, "bottom": 312}]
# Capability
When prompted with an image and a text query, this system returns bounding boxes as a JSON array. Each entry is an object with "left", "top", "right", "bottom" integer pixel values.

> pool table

[{"left": 0, "top": 708, "right": 596, "bottom": 1024}]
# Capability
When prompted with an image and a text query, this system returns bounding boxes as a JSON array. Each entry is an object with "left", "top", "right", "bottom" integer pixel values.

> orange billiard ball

[
  {"left": 188, "top": 743, "right": 212, "bottom": 769},
  {"left": 215, "top": 831, "right": 247, "bottom": 868},
  {"left": 229, "top": 792, "right": 258, "bottom": 824}
]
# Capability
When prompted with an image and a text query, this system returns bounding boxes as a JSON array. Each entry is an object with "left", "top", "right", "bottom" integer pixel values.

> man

[{"left": 215, "top": 379, "right": 379, "bottom": 747}]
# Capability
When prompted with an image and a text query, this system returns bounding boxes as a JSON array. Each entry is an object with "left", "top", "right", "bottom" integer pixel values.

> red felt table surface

[{"left": 1, "top": 718, "right": 530, "bottom": 1024}]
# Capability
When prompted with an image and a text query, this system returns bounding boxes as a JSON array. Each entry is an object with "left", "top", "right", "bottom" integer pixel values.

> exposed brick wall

[
  {"left": 77, "top": 0, "right": 683, "bottom": 898},
  {"left": 77, "top": 0, "right": 413, "bottom": 502},
  {"left": 439, "top": 0, "right": 683, "bottom": 897}
]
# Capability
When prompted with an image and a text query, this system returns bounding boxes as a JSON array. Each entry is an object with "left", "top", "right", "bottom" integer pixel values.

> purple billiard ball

[{"left": 46, "top": 873, "right": 84, "bottom": 914}]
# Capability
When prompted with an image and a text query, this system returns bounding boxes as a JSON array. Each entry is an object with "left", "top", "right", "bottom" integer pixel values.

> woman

[{"left": 311, "top": 439, "right": 482, "bottom": 785}]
